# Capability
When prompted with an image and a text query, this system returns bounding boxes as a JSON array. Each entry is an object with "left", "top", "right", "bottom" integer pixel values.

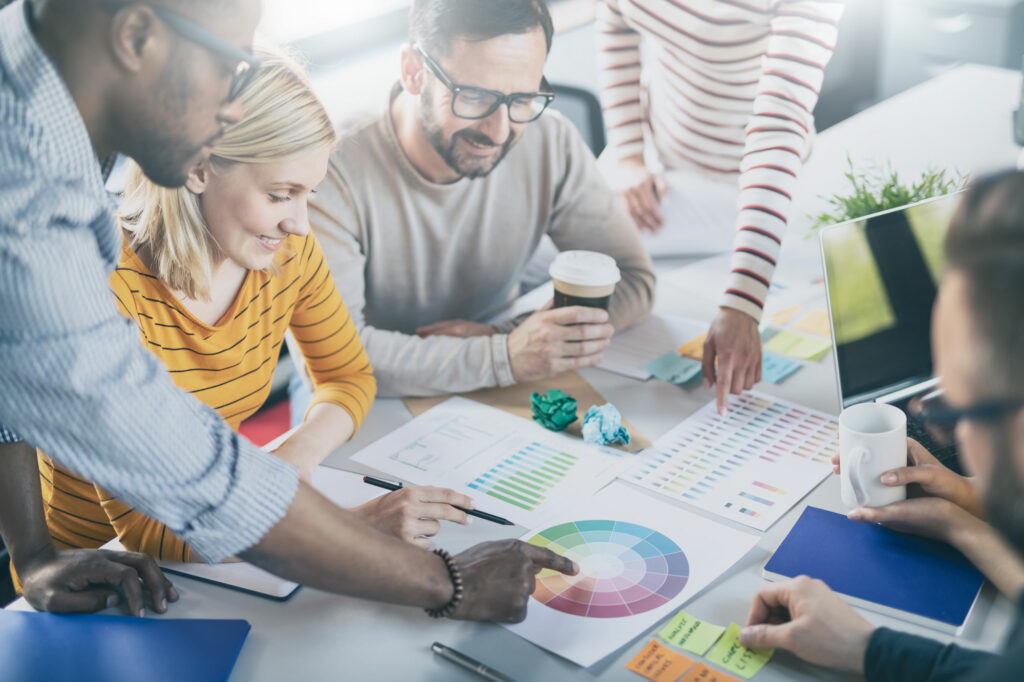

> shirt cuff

[
  {"left": 492, "top": 334, "right": 516, "bottom": 387},
  {"left": 178, "top": 439, "right": 299, "bottom": 563},
  {"left": 0, "top": 424, "right": 20, "bottom": 443}
]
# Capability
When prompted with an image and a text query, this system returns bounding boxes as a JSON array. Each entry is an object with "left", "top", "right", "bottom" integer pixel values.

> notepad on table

[{"left": 763, "top": 506, "right": 985, "bottom": 634}]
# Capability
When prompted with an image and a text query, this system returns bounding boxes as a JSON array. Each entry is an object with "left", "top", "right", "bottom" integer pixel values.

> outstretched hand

[
  {"left": 703, "top": 308, "right": 762, "bottom": 414},
  {"left": 451, "top": 539, "right": 578, "bottom": 623},
  {"left": 19, "top": 546, "right": 178, "bottom": 617}
]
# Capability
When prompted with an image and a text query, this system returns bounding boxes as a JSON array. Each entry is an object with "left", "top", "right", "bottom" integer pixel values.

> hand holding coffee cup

[
  {"left": 839, "top": 403, "right": 908, "bottom": 508},
  {"left": 549, "top": 250, "right": 621, "bottom": 311}
]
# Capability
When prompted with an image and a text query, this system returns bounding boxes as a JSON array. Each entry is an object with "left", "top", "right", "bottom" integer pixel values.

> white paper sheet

[
  {"left": 597, "top": 313, "right": 708, "bottom": 380},
  {"left": 640, "top": 170, "right": 738, "bottom": 257},
  {"left": 623, "top": 391, "right": 838, "bottom": 531},
  {"left": 350, "top": 397, "right": 634, "bottom": 527},
  {"left": 503, "top": 482, "right": 758, "bottom": 667}
]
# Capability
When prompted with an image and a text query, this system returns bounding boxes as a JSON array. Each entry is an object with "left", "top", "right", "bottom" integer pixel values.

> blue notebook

[
  {"left": 0, "top": 610, "right": 250, "bottom": 682},
  {"left": 763, "top": 506, "right": 985, "bottom": 634}
]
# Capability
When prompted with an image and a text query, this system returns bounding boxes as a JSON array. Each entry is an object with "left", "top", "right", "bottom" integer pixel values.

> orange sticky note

[
  {"left": 680, "top": 662, "right": 742, "bottom": 682},
  {"left": 769, "top": 305, "right": 801, "bottom": 326},
  {"left": 793, "top": 309, "right": 831, "bottom": 337},
  {"left": 677, "top": 333, "right": 707, "bottom": 360},
  {"left": 625, "top": 640, "right": 696, "bottom": 682}
]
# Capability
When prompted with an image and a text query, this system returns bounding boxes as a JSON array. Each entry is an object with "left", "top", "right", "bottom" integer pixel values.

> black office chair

[{"left": 548, "top": 82, "right": 607, "bottom": 157}]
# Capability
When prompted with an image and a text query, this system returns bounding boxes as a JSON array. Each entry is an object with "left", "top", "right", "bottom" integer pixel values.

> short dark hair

[
  {"left": 409, "top": 0, "right": 554, "bottom": 58},
  {"left": 945, "top": 170, "right": 1024, "bottom": 398}
]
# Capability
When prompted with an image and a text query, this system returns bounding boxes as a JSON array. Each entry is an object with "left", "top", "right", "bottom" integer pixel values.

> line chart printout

[
  {"left": 623, "top": 391, "right": 839, "bottom": 531},
  {"left": 350, "top": 397, "right": 633, "bottom": 527},
  {"left": 503, "top": 482, "right": 758, "bottom": 667}
]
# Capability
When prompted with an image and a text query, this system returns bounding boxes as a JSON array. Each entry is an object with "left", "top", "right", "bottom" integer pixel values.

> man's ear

[
  {"left": 185, "top": 162, "right": 209, "bottom": 195},
  {"left": 107, "top": 5, "right": 164, "bottom": 74},
  {"left": 399, "top": 44, "right": 426, "bottom": 96}
]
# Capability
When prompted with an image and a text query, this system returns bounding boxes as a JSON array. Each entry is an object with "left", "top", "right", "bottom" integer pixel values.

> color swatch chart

[
  {"left": 528, "top": 520, "right": 689, "bottom": 618},
  {"left": 625, "top": 391, "right": 838, "bottom": 531},
  {"left": 351, "top": 397, "right": 632, "bottom": 527}
]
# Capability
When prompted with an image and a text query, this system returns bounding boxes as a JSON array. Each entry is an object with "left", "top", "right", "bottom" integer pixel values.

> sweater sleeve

[
  {"left": 720, "top": 0, "right": 844, "bottom": 320},
  {"left": 289, "top": 235, "right": 377, "bottom": 426},
  {"left": 95, "top": 488, "right": 193, "bottom": 562},
  {"left": 596, "top": 0, "right": 646, "bottom": 161},
  {"left": 864, "top": 627, "right": 995, "bottom": 682},
  {"left": 309, "top": 159, "right": 516, "bottom": 397}
]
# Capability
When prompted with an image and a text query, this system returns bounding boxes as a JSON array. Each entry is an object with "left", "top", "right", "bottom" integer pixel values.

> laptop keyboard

[{"left": 906, "top": 415, "right": 963, "bottom": 475}]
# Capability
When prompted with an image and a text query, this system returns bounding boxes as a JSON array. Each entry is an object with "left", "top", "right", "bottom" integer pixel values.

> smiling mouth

[{"left": 256, "top": 235, "right": 284, "bottom": 250}]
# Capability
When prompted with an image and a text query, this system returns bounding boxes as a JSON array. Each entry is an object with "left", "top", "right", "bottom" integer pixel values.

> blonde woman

[{"left": 33, "top": 48, "right": 473, "bottom": 566}]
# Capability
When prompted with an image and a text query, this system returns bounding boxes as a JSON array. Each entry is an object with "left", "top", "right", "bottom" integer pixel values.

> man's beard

[
  {"left": 419, "top": 88, "right": 516, "bottom": 179},
  {"left": 983, "top": 423, "right": 1024, "bottom": 556}
]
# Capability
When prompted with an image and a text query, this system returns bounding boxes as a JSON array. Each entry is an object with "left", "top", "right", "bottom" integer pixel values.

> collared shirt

[{"left": 0, "top": 0, "right": 298, "bottom": 562}]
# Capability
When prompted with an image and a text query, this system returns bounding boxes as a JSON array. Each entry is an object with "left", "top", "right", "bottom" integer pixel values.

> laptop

[{"left": 819, "top": 191, "right": 965, "bottom": 472}]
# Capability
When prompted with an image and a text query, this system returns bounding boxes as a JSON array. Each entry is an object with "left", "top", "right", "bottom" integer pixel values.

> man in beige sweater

[{"left": 303, "top": 0, "right": 655, "bottom": 399}]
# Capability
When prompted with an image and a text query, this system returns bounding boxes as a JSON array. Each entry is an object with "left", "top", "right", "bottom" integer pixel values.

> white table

[{"left": 9, "top": 65, "right": 1022, "bottom": 681}]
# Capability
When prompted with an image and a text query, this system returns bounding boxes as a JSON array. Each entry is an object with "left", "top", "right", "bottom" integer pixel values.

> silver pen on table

[{"left": 431, "top": 642, "right": 515, "bottom": 682}]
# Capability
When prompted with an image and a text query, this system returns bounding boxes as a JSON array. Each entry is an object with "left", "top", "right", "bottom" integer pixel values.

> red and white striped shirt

[{"left": 597, "top": 0, "right": 844, "bottom": 319}]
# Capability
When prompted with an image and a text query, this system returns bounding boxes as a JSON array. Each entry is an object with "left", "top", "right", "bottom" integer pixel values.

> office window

[{"left": 259, "top": 0, "right": 411, "bottom": 43}]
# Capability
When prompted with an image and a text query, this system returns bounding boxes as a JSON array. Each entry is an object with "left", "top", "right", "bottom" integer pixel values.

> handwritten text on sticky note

[
  {"left": 658, "top": 610, "right": 726, "bottom": 656},
  {"left": 680, "top": 662, "right": 742, "bottom": 682},
  {"left": 625, "top": 639, "right": 696, "bottom": 682},
  {"left": 703, "top": 623, "right": 774, "bottom": 679}
]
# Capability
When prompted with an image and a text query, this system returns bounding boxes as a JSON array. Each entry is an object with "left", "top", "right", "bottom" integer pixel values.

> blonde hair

[{"left": 119, "top": 46, "right": 337, "bottom": 300}]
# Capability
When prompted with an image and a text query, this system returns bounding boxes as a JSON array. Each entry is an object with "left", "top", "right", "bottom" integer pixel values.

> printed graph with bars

[
  {"left": 352, "top": 397, "right": 631, "bottom": 526},
  {"left": 469, "top": 442, "right": 579, "bottom": 511},
  {"left": 625, "top": 391, "right": 838, "bottom": 531}
]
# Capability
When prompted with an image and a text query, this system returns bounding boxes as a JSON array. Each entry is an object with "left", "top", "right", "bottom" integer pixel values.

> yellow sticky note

[
  {"left": 793, "top": 308, "right": 831, "bottom": 337},
  {"left": 625, "top": 639, "right": 696, "bottom": 682},
  {"left": 659, "top": 610, "right": 727, "bottom": 656},
  {"left": 769, "top": 305, "right": 802, "bottom": 326},
  {"left": 678, "top": 333, "right": 707, "bottom": 360},
  {"left": 703, "top": 624, "right": 774, "bottom": 679},
  {"left": 763, "top": 329, "right": 832, "bottom": 361},
  {"left": 680, "top": 662, "right": 742, "bottom": 682}
]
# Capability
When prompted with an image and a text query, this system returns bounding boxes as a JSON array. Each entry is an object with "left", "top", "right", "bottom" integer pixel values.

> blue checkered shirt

[{"left": 0, "top": 0, "right": 298, "bottom": 562}]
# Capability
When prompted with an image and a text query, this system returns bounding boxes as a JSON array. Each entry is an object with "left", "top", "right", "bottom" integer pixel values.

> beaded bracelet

[{"left": 425, "top": 548, "right": 464, "bottom": 619}]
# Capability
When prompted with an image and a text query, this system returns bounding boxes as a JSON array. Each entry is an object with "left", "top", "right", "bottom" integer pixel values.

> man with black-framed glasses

[
  {"left": 731, "top": 169, "right": 1024, "bottom": 681},
  {"left": 303, "top": 0, "right": 655, "bottom": 401}
]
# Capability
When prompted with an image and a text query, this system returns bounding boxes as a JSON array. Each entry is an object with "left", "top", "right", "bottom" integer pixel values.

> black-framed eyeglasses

[
  {"left": 918, "top": 390, "right": 1024, "bottom": 429},
  {"left": 96, "top": 1, "right": 260, "bottom": 101},
  {"left": 415, "top": 46, "right": 554, "bottom": 124}
]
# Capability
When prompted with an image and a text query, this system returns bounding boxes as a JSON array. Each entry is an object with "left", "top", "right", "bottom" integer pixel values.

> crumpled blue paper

[{"left": 582, "top": 403, "right": 630, "bottom": 446}]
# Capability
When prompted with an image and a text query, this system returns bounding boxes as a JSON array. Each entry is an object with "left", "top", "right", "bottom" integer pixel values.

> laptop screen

[{"left": 821, "top": 193, "right": 962, "bottom": 405}]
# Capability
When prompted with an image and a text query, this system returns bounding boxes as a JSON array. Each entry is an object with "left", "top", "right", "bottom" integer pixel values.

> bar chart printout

[
  {"left": 351, "top": 397, "right": 632, "bottom": 526},
  {"left": 624, "top": 391, "right": 838, "bottom": 531}
]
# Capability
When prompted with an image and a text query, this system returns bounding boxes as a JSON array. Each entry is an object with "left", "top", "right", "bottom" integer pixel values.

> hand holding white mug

[{"left": 839, "top": 403, "right": 907, "bottom": 508}]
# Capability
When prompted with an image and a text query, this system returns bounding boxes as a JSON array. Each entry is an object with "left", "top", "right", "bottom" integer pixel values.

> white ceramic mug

[{"left": 839, "top": 403, "right": 908, "bottom": 508}]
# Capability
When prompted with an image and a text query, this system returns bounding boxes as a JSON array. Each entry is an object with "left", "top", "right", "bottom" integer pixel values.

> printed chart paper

[
  {"left": 600, "top": 313, "right": 707, "bottom": 380},
  {"left": 503, "top": 483, "right": 758, "bottom": 667},
  {"left": 623, "top": 391, "right": 838, "bottom": 531},
  {"left": 350, "top": 397, "right": 633, "bottom": 527}
]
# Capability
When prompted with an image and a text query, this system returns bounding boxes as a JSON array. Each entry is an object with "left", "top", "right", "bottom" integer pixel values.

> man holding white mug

[{"left": 735, "top": 170, "right": 1024, "bottom": 680}]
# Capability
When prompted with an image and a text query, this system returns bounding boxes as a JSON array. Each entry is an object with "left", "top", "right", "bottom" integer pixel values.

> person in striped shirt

[
  {"left": 30, "top": 48, "right": 471, "bottom": 567},
  {"left": 597, "top": 0, "right": 844, "bottom": 412}
]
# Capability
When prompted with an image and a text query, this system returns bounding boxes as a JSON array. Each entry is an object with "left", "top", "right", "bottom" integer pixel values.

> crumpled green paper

[{"left": 530, "top": 389, "right": 578, "bottom": 431}]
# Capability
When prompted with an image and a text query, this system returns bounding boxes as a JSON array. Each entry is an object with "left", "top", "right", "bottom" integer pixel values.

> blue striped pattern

[{"left": 0, "top": 0, "right": 297, "bottom": 563}]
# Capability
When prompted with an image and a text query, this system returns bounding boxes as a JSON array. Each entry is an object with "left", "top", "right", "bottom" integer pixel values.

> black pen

[
  {"left": 362, "top": 476, "right": 514, "bottom": 526},
  {"left": 431, "top": 642, "right": 515, "bottom": 682}
]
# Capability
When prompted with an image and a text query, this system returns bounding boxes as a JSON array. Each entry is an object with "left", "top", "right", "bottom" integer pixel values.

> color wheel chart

[
  {"left": 468, "top": 442, "right": 578, "bottom": 511},
  {"left": 528, "top": 520, "right": 689, "bottom": 618},
  {"left": 626, "top": 391, "right": 839, "bottom": 531}
]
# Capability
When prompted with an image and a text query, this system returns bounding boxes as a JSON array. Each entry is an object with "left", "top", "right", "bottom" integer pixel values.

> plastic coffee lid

[{"left": 548, "top": 250, "right": 621, "bottom": 287}]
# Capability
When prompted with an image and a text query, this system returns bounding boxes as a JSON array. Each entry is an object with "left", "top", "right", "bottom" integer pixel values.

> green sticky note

[
  {"left": 703, "top": 623, "right": 774, "bottom": 679},
  {"left": 645, "top": 352, "right": 702, "bottom": 385},
  {"left": 658, "top": 610, "right": 726, "bottom": 656},
  {"left": 763, "top": 329, "right": 831, "bottom": 361}
]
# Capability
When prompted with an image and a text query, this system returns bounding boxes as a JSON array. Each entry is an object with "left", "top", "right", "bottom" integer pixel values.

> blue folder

[
  {"left": 0, "top": 610, "right": 250, "bottom": 682},
  {"left": 763, "top": 506, "right": 985, "bottom": 634}
]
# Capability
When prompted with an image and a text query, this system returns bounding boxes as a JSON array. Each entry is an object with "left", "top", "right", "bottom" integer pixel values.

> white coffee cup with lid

[{"left": 548, "top": 250, "right": 621, "bottom": 310}]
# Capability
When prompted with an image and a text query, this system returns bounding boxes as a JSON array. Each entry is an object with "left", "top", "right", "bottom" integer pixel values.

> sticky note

[
  {"left": 769, "top": 305, "right": 801, "bottom": 326},
  {"left": 646, "top": 352, "right": 702, "bottom": 385},
  {"left": 625, "top": 640, "right": 696, "bottom": 682},
  {"left": 703, "top": 624, "right": 774, "bottom": 679},
  {"left": 760, "top": 352, "right": 801, "bottom": 384},
  {"left": 680, "top": 662, "right": 742, "bottom": 682},
  {"left": 658, "top": 610, "right": 727, "bottom": 656},
  {"left": 677, "top": 333, "right": 707, "bottom": 360},
  {"left": 793, "top": 308, "right": 831, "bottom": 337},
  {"left": 763, "top": 330, "right": 831, "bottom": 361}
]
